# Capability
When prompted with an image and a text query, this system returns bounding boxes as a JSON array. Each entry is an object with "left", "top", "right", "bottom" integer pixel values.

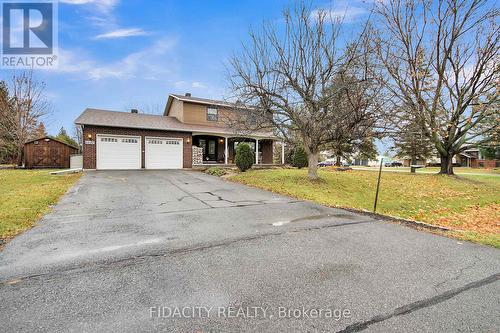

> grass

[
  {"left": 421, "top": 167, "right": 500, "bottom": 174},
  {"left": 351, "top": 165, "right": 500, "bottom": 175},
  {"left": 0, "top": 170, "right": 81, "bottom": 240},
  {"left": 230, "top": 168, "right": 500, "bottom": 247}
]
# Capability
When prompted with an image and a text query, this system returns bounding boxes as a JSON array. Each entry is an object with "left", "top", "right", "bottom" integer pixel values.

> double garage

[
  {"left": 80, "top": 125, "right": 193, "bottom": 170},
  {"left": 96, "top": 135, "right": 184, "bottom": 170}
]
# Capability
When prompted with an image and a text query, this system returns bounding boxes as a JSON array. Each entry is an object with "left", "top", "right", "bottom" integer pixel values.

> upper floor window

[{"left": 207, "top": 107, "right": 218, "bottom": 121}]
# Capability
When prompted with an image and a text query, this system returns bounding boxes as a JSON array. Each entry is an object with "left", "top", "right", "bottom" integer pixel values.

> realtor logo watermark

[{"left": 1, "top": 0, "right": 58, "bottom": 68}]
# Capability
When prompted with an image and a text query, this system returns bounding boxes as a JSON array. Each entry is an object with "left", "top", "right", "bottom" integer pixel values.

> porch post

[
  {"left": 281, "top": 141, "right": 285, "bottom": 165},
  {"left": 255, "top": 139, "right": 259, "bottom": 164},
  {"left": 224, "top": 137, "right": 228, "bottom": 165}
]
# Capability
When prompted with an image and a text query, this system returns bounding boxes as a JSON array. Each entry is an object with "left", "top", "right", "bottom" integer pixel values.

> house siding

[
  {"left": 82, "top": 125, "right": 192, "bottom": 169},
  {"left": 168, "top": 99, "right": 184, "bottom": 122},
  {"left": 181, "top": 102, "right": 235, "bottom": 127}
]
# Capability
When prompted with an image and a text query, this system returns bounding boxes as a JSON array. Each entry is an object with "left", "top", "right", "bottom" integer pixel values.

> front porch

[{"left": 191, "top": 134, "right": 284, "bottom": 166}]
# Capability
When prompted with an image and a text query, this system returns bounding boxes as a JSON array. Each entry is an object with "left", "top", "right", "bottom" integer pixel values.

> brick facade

[
  {"left": 82, "top": 125, "right": 192, "bottom": 169},
  {"left": 470, "top": 159, "right": 500, "bottom": 169}
]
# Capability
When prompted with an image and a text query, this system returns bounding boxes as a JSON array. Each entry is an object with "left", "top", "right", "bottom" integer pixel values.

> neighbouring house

[
  {"left": 319, "top": 150, "right": 377, "bottom": 166},
  {"left": 352, "top": 158, "right": 370, "bottom": 166},
  {"left": 406, "top": 149, "right": 500, "bottom": 168},
  {"left": 75, "top": 93, "right": 284, "bottom": 170},
  {"left": 456, "top": 148, "right": 500, "bottom": 169},
  {"left": 402, "top": 158, "right": 427, "bottom": 167},
  {"left": 24, "top": 136, "right": 79, "bottom": 169},
  {"left": 367, "top": 155, "right": 394, "bottom": 167}
]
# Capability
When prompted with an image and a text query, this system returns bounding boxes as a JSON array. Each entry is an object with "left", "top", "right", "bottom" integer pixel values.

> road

[{"left": 0, "top": 170, "right": 498, "bottom": 332}]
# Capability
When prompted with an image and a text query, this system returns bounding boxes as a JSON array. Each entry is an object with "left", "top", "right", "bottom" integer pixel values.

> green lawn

[
  {"left": 351, "top": 166, "right": 500, "bottom": 175},
  {"left": 230, "top": 168, "right": 500, "bottom": 247},
  {"left": 0, "top": 170, "right": 81, "bottom": 240},
  {"left": 420, "top": 167, "right": 500, "bottom": 174}
]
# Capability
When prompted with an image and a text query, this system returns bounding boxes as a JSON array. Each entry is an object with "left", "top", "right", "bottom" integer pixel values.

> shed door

[
  {"left": 96, "top": 135, "right": 141, "bottom": 170},
  {"left": 145, "top": 137, "right": 183, "bottom": 169}
]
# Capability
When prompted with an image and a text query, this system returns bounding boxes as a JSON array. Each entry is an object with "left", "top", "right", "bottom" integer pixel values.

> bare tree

[
  {"left": 0, "top": 71, "right": 51, "bottom": 165},
  {"left": 72, "top": 124, "right": 83, "bottom": 153},
  {"left": 374, "top": 0, "right": 499, "bottom": 174},
  {"left": 228, "top": 2, "right": 379, "bottom": 179},
  {"left": 32, "top": 121, "right": 48, "bottom": 139}
]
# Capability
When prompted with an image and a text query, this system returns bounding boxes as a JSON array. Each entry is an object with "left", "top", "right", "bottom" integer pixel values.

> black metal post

[{"left": 373, "top": 158, "right": 383, "bottom": 212}]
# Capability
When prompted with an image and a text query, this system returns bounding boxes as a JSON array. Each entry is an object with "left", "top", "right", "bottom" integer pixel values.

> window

[
  {"left": 208, "top": 140, "right": 216, "bottom": 154},
  {"left": 247, "top": 113, "right": 257, "bottom": 125},
  {"left": 207, "top": 107, "right": 218, "bottom": 121},
  {"left": 148, "top": 139, "right": 162, "bottom": 144},
  {"left": 122, "top": 138, "right": 138, "bottom": 143},
  {"left": 165, "top": 140, "right": 180, "bottom": 145},
  {"left": 101, "top": 137, "right": 118, "bottom": 143}
]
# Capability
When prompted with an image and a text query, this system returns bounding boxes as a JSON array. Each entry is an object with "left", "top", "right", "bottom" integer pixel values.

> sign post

[{"left": 373, "top": 158, "right": 383, "bottom": 212}]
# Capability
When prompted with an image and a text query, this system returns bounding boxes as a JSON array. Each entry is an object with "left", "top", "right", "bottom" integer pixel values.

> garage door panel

[
  {"left": 97, "top": 135, "right": 141, "bottom": 170},
  {"left": 145, "top": 138, "right": 183, "bottom": 169}
]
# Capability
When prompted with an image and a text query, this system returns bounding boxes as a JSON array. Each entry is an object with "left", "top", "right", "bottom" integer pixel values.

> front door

[{"left": 198, "top": 139, "right": 217, "bottom": 162}]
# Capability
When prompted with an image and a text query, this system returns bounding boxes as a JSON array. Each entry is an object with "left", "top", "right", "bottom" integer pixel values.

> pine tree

[
  {"left": 393, "top": 116, "right": 434, "bottom": 165},
  {"left": 55, "top": 126, "right": 79, "bottom": 147},
  {"left": 0, "top": 81, "right": 16, "bottom": 163}
]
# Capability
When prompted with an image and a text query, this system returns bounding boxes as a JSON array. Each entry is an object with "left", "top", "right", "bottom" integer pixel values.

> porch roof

[{"left": 191, "top": 131, "right": 277, "bottom": 140}]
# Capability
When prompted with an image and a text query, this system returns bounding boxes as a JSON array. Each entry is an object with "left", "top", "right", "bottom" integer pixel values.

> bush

[
  {"left": 292, "top": 146, "right": 308, "bottom": 169},
  {"left": 205, "top": 167, "right": 227, "bottom": 177},
  {"left": 235, "top": 143, "right": 254, "bottom": 172}
]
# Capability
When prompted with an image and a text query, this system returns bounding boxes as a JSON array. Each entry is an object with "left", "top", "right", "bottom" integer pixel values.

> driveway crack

[
  {"left": 433, "top": 254, "right": 483, "bottom": 291},
  {"left": 335, "top": 273, "right": 500, "bottom": 333},
  {"left": 0, "top": 220, "right": 373, "bottom": 286}
]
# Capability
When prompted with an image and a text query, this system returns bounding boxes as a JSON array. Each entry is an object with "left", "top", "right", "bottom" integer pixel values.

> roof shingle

[{"left": 74, "top": 108, "right": 276, "bottom": 138}]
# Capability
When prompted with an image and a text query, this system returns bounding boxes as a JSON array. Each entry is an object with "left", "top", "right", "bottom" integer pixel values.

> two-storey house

[{"left": 75, "top": 93, "right": 282, "bottom": 170}]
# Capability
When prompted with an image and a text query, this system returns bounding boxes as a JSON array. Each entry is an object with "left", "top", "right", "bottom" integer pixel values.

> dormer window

[{"left": 207, "top": 107, "right": 218, "bottom": 121}]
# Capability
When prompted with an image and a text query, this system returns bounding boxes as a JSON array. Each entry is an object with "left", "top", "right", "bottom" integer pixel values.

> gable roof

[
  {"left": 164, "top": 94, "right": 249, "bottom": 116},
  {"left": 76, "top": 108, "right": 192, "bottom": 131},
  {"left": 25, "top": 136, "right": 79, "bottom": 149},
  {"left": 171, "top": 94, "right": 235, "bottom": 107},
  {"left": 75, "top": 108, "right": 276, "bottom": 138}
]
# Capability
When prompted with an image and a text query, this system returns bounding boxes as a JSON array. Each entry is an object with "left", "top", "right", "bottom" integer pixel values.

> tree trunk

[
  {"left": 16, "top": 145, "right": 23, "bottom": 167},
  {"left": 307, "top": 151, "right": 319, "bottom": 179},
  {"left": 439, "top": 153, "right": 454, "bottom": 175},
  {"left": 410, "top": 155, "right": 417, "bottom": 166},
  {"left": 335, "top": 155, "right": 341, "bottom": 166}
]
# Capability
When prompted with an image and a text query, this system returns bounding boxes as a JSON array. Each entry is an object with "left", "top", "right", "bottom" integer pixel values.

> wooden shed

[{"left": 24, "top": 137, "right": 79, "bottom": 169}]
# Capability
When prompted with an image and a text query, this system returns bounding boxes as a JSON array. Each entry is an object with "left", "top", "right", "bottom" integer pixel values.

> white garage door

[
  {"left": 96, "top": 135, "right": 141, "bottom": 170},
  {"left": 145, "top": 137, "right": 183, "bottom": 169}
]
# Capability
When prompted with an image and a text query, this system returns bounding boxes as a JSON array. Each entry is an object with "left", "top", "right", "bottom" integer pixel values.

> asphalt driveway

[{"left": 0, "top": 170, "right": 498, "bottom": 332}]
